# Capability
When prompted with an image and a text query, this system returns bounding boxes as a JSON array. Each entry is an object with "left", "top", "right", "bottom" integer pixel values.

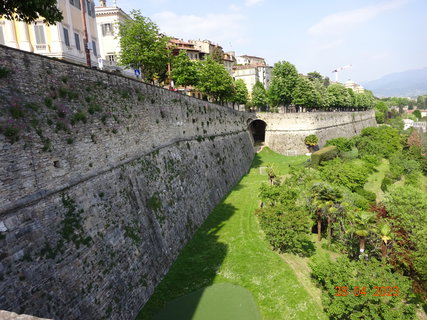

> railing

[{"left": 34, "top": 44, "right": 48, "bottom": 52}]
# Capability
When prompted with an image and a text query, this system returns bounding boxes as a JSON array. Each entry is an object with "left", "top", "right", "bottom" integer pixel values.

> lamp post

[{"left": 80, "top": 0, "right": 91, "bottom": 67}]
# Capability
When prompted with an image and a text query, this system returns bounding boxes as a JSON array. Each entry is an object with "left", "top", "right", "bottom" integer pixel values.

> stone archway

[{"left": 248, "top": 119, "right": 267, "bottom": 143}]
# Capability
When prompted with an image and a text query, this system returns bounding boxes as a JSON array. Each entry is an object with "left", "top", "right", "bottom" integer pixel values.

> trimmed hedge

[{"left": 311, "top": 145, "right": 338, "bottom": 167}]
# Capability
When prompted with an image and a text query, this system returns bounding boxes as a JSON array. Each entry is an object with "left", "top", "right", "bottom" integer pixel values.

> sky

[{"left": 113, "top": 0, "right": 426, "bottom": 83}]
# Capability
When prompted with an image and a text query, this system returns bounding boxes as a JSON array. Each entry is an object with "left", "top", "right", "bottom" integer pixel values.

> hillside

[{"left": 362, "top": 67, "right": 427, "bottom": 98}]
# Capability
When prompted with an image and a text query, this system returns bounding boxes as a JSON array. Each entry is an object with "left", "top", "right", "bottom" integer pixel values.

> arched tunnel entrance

[{"left": 248, "top": 119, "right": 267, "bottom": 143}]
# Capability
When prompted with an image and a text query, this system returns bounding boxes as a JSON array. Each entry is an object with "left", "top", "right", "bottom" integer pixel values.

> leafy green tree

[
  {"left": 171, "top": 50, "right": 198, "bottom": 90},
  {"left": 307, "top": 71, "right": 323, "bottom": 81},
  {"left": 312, "top": 78, "right": 329, "bottom": 109},
  {"left": 292, "top": 75, "right": 321, "bottom": 110},
  {"left": 413, "top": 109, "right": 422, "bottom": 120},
  {"left": 118, "top": 10, "right": 170, "bottom": 82},
  {"left": 210, "top": 46, "right": 224, "bottom": 64},
  {"left": 0, "top": 0, "right": 63, "bottom": 24},
  {"left": 348, "top": 210, "right": 377, "bottom": 256},
  {"left": 196, "top": 56, "right": 234, "bottom": 103},
  {"left": 326, "top": 83, "right": 352, "bottom": 110},
  {"left": 267, "top": 60, "right": 298, "bottom": 108},
  {"left": 233, "top": 79, "right": 249, "bottom": 106},
  {"left": 354, "top": 126, "right": 402, "bottom": 158},
  {"left": 251, "top": 81, "right": 268, "bottom": 110},
  {"left": 310, "top": 256, "right": 416, "bottom": 320},
  {"left": 378, "top": 222, "right": 392, "bottom": 259},
  {"left": 354, "top": 91, "right": 375, "bottom": 110}
]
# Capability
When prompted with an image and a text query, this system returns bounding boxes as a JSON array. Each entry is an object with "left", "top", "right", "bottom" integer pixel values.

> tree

[
  {"left": 413, "top": 109, "right": 422, "bottom": 120},
  {"left": 348, "top": 210, "right": 376, "bottom": 256},
  {"left": 292, "top": 75, "right": 321, "bottom": 111},
  {"left": 233, "top": 79, "right": 249, "bottom": 107},
  {"left": 307, "top": 71, "right": 323, "bottom": 82},
  {"left": 312, "top": 78, "right": 329, "bottom": 110},
  {"left": 378, "top": 222, "right": 391, "bottom": 259},
  {"left": 267, "top": 61, "right": 298, "bottom": 108},
  {"left": 251, "top": 81, "right": 268, "bottom": 110},
  {"left": 211, "top": 46, "right": 224, "bottom": 64},
  {"left": 0, "top": 0, "right": 63, "bottom": 25},
  {"left": 196, "top": 56, "right": 234, "bottom": 103},
  {"left": 171, "top": 50, "right": 198, "bottom": 89},
  {"left": 326, "top": 83, "right": 352, "bottom": 110},
  {"left": 118, "top": 10, "right": 170, "bottom": 82}
]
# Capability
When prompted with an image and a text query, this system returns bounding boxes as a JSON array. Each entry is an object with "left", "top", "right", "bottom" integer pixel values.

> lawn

[
  {"left": 364, "top": 158, "right": 390, "bottom": 202},
  {"left": 137, "top": 148, "right": 327, "bottom": 320}
]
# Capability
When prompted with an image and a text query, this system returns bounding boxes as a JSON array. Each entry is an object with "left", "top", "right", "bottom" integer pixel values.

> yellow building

[{"left": 0, "top": 0, "right": 99, "bottom": 66}]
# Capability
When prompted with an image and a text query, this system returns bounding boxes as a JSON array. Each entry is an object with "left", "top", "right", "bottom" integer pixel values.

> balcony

[{"left": 34, "top": 44, "right": 49, "bottom": 53}]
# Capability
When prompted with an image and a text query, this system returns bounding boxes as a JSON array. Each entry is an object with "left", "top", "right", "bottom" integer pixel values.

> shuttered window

[
  {"left": 63, "top": 27, "right": 70, "bottom": 47},
  {"left": 74, "top": 33, "right": 81, "bottom": 51},
  {"left": 34, "top": 25, "right": 46, "bottom": 44},
  {"left": 92, "top": 40, "right": 97, "bottom": 57}
]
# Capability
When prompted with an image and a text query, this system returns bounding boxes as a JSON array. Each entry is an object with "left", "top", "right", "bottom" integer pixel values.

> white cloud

[
  {"left": 308, "top": 0, "right": 411, "bottom": 36},
  {"left": 245, "top": 0, "right": 264, "bottom": 7},
  {"left": 152, "top": 11, "right": 248, "bottom": 47}
]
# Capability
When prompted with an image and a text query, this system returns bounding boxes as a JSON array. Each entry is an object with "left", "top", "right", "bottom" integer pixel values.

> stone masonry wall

[
  {"left": 255, "top": 111, "right": 377, "bottom": 155},
  {"left": 0, "top": 45, "right": 254, "bottom": 319}
]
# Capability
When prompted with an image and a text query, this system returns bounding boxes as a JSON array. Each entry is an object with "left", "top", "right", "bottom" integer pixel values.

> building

[
  {"left": 223, "top": 51, "right": 236, "bottom": 74},
  {"left": 95, "top": 0, "right": 133, "bottom": 75},
  {"left": 0, "top": 0, "right": 100, "bottom": 66},
  {"left": 344, "top": 80, "right": 365, "bottom": 93},
  {"left": 236, "top": 55, "right": 266, "bottom": 66},
  {"left": 187, "top": 39, "right": 223, "bottom": 60},
  {"left": 233, "top": 64, "right": 272, "bottom": 95},
  {"left": 169, "top": 38, "right": 200, "bottom": 60}
]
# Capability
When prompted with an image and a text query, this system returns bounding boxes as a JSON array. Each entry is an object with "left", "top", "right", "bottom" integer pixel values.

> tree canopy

[
  {"left": 196, "top": 56, "right": 234, "bottom": 103},
  {"left": 251, "top": 81, "right": 268, "bottom": 109},
  {"left": 171, "top": 50, "right": 198, "bottom": 89},
  {"left": 268, "top": 60, "right": 298, "bottom": 107},
  {"left": 0, "top": 0, "right": 63, "bottom": 25},
  {"left": 233, "top": 79, "right": 249, "bottom": 106},
  {"left": 118, "top": 10, "right": 170, "bottom": 82}
]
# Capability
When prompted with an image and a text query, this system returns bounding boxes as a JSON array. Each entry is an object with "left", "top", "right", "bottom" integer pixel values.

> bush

[
  {"left": 354, "top": 188, "right": 376, "bottom": 202},
  {"left": 310, "top": 256, "right": 416, "bottom": 320},
  {"left": 256, "top": 205, "right": 314, "bottom": 256},
  {"left": 304, "top": 134, "right": 318, "bottom": 146},
  {"left": 341, "top": 147, "right": 359, "bottom": 160},
  {"left": 355, "top": 126, "right": 402, "bottom": 158},
  {"left": 311, "top": 145, "right": 338, "bottom": 167},
  {"left": 325, "top": 137, "right": 354, "bottom": 152},
  {"left": 320, "top": 158, "right": 370, "bottom": 192},
  {"left": 380, "top": 176, "right": 393, "bottom": 192}
]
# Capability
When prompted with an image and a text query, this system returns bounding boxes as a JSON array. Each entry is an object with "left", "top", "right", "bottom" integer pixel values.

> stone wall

[
  {"left": 254, "top": 111, "right": 377, "bottom": 155},
  {"left": 0, "top": 45, "right": 254, "bottom": 319}
]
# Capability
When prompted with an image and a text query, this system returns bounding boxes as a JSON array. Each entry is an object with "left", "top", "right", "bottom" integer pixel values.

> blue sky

[{"left": 113, "top": 0, "right": 426, "bottom": 83}]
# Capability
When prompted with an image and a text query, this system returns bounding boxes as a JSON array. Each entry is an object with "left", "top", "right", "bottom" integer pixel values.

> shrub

[
  {"left": 340, "top": 147, "right": 359, "bottom": 160},
  {"left": 256, "top": 205, "right": 314, "bottom": 256},
  {"left": 320, "top": 158, "right": 370, "bottom": 192},
  {"left": 0, "top": 66, "right": 11, "bottom": 78},
  {"left": 325, "top": 137, "right": 354, "bottom": 152},
  {"left": 311, "top": 145, "right": 338, "bottom": 167},
  {"left": 310, "top": 256, "right": 416, "bottom": 320},
  {"left": 354, "top": 188, "right": 376, "bottom": 202},
  {"left": 71, "top": 112, "right": 87, "bottom": 124},
  {"left": 355, "top": 126, "right": 402, "bottom": 158},
  {"left": 380, "top": 176, "right": 393, "bottom": 192},
  {"left": 304, "top": 134, "right": 318, "bottom": 146}
]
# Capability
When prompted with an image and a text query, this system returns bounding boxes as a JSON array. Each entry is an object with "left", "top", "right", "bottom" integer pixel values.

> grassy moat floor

[{"left": 137, "top": 148, "right": 328, "bottom": 320}]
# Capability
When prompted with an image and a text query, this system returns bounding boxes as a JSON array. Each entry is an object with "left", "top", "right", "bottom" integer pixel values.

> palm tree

[
  {"left": 349, "top": 210, "right": 377, "bottom": 257},
  {"left": 378, "top": 223, "right": 392, "bottom": 259}
]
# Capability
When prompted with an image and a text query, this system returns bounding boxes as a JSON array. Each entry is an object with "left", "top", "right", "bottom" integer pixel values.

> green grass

[
  {"left": 364, "top": 159, "right": 390, "bottom": 202},
  {"left": 137, "top": 148, "right": 327, "bottom": 320},
  {"left": 153, "top": 283, "right": 261, "bottom": 320}
]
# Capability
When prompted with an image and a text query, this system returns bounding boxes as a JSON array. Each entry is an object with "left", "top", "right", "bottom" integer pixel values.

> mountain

[{"left": 362, "top": 67, "right": 427, "bottom": 98}]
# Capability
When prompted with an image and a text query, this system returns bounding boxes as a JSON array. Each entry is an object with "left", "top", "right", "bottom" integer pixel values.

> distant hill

[{"left": 362, "top": 67, "right": 427, "bottom": 98}]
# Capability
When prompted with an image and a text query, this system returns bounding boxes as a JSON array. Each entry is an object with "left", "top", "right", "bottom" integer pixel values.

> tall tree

[
  {"left": 0, "top": 0, "right": 63, "bottom": 25},
  {"left": 211, "top": 46, "right": 224, "bottom": 64},
  {"left": 251, "top": 81, "right": 268, "bottom": 110},
  {"left": 196, "top": 56, "right": 234, "bottom": 103},
  {"left": 233, "top": 79, "right": 249, "bottom": 107},
  {"left": 171, "top": 50, "right": 198, "bottom": 90},
  {"left": 307, "top": 71, "right": 323, "bottom": 82},
  {"left": 268, "top": 61, "right": 298, "bottom": 108},
  {"left": 348, "top": 210, "right": 377, "bottom": 257},
  {"left": 118, "top": 10, "right": 170, "bottom": 82},
  {"left": 292, "top": 75, "right": 321, "bottom": 111},
  {"left": 327, "top": 83, "right": 352, "bottom": 111}
]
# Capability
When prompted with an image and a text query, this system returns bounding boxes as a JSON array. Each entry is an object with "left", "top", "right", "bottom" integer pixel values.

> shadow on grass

[
  {"left": 251, "top": 153, "right": 264, "bottom": 169},
  {"left": 137, "top": 202, "right": 237, "bottom": 320}
]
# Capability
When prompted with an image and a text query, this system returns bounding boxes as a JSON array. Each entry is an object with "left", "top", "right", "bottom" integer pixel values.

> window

[
  {"left": 74, "top": 33, "right": 81, "bottom": 51},
  {"left": 101, "top": 23, "right": 113, "bottom": 36},
  {"left": 107, "top": 54, "right": 115, "bottom": 62},
  {"left": 92, "top": 40, "right": 97, "bottom": 57},
  {"left": 86, "top": 0, "right": 91, "bottom": 16},
  {"left": 0, "top": 25, "right": 4, "bottom": 45},
  {"left": 70, "top": 0, "right": 81, "bottom": 9},
  {"left": 34, "top": 25, "right": 46, "bottom": 44},
  {"left": 63, "top": 27, "right": 70, "bottom": 47}
]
